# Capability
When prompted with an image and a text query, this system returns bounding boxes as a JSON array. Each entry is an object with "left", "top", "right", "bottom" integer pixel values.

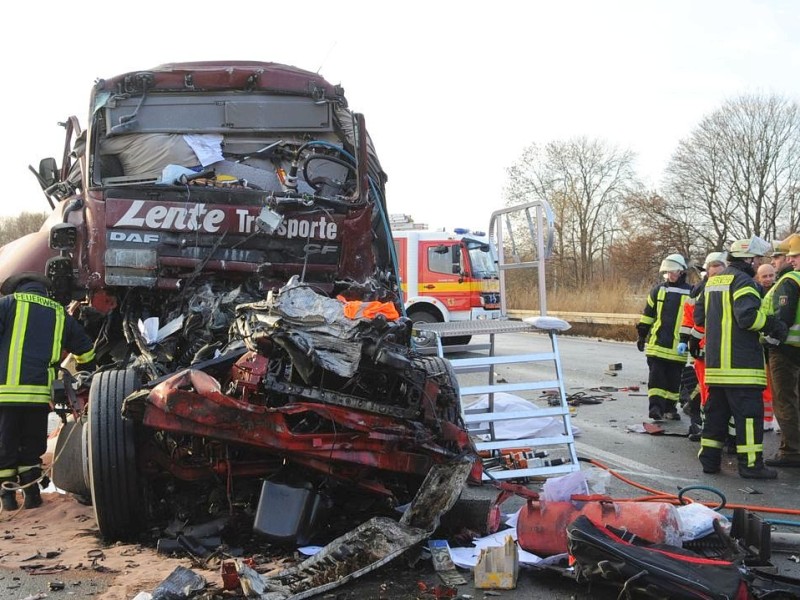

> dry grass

[{"left": 507, "top": 279, "right": 649, "bottom": 341}]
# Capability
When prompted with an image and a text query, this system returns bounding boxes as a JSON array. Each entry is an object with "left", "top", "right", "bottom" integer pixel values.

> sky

[{"left": 4, "top": 0, "right": 800, "bottom": 233}]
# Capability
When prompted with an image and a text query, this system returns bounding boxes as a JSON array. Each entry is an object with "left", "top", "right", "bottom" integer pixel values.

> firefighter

[
  {"left": 762, "top": 234, "right": 800, "bottom": 468},
  {"left": 695, "top": 239, "right": 787, "bottom": 479},
  {"left": 637, "top": 254, "right": 692, "bottom": 421},
  {"left": 771, "top": 234, "right": 798, "bottom": 279},
  {"left": 678, "top": 251, "right": 727, "bottom": 439},
  {"left": 0, "top": 273, "right": 95, "bottom": 510}
]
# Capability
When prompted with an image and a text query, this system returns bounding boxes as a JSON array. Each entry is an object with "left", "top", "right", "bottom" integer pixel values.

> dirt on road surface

[{"left": 0, "top": 492, "right": 192, "bottom": 599}]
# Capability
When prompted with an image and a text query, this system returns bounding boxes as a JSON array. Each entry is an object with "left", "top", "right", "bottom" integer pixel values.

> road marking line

[{"left": 575, "top": 442, "right": 703, "bottom": 483}]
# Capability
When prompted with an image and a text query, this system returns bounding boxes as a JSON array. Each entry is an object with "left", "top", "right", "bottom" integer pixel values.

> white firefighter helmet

[
  {"left": 659, "top": 253, "right": 687, "bottom": 272},
  {"left": 702, "top": 251, "right": 728, "bottom": 270},
  {"left": 729, "top": 239, "right": 758, "bottom": 258},
  {"left": 730, "top": 236, "right": 771, "bottom": 258}
]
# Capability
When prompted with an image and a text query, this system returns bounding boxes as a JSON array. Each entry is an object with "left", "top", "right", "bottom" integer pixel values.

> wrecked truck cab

[{"left": 1, "top": 61, "right": 474, "bottom": 542}]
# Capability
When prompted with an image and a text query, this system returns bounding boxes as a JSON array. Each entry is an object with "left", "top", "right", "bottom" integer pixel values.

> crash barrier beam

[{"left": 507, "top": 310, "right": 639, "bottom": 326}]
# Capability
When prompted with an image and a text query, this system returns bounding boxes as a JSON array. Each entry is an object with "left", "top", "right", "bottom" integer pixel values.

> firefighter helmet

[
  {"left": 659, "top": 254, "right": 686, "bottom": 272},
  {"left": 729, "top": 239, "right": 760, "bottom": 258},
  {"left": 772, "top": 239, "right": 788, "bottom": 257},
  {"left": 703, "top": 251, "right": 727, "bottom": 269},
  {"left": 787, "top": 234, "right": 800, "bottom": 257}
]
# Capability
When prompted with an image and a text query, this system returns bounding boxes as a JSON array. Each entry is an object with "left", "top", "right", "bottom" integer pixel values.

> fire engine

[{"left": 391, "top": 217, "right": 501, "bottom": 345}]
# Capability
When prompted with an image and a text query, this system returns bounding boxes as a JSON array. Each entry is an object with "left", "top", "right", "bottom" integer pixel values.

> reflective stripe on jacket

[
  {"left": 695, "top": 265, "right": 768, "bottom": 387},
  {"left": 638, "top": 280, "right": 691, "bottom": 362},
  {"left": 0, "top": 292, "right": 95, "bottom": 405},
  {"left": 763, "top": 271, "right": 800, "bottom": 347}
]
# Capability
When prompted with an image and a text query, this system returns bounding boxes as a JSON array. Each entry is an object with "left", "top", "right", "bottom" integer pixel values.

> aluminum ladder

[{"left": 414, "top": 200, "right": 579, "bottom": 480}]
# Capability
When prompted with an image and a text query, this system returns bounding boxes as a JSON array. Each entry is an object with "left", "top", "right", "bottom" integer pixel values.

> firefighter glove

[
  {"left": 636, "top": 337, "right": 646, "bottom": 352},
  {"left": 764, "top": 315, "right": 789, "bottom": 344},
  {"left": 677, "top": 342, "right": 688, "bottom": 355},
  {"left": 688, "top": 337, "right": 702, "bottom": 358}
]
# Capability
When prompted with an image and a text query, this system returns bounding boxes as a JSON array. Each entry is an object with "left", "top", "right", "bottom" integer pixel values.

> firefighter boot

[
  {"left": 18, "top": 468, "right": 43, "bottom": 509},
  {"left": 698, "top": 447, "right": 721, "bottom": 474},
  {"left": 738, "top": 458, "right": 778, "bottom": 480},
  {"left": 0, "top": 476, "right": 18, "bottom": 511}
]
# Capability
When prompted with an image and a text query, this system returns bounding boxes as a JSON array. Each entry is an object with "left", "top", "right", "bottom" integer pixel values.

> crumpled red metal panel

[{"left": 144, "top": 369, "right": 456, "bottom": 481}]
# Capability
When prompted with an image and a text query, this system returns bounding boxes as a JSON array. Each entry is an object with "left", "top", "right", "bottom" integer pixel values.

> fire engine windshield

[{"left": 464, "top": 239, "right": 497, "bottom": 279}]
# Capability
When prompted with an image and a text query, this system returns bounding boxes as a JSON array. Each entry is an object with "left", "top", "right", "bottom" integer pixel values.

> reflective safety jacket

[
  {"left": 638, "top": 278, "right": 692, "bottom": 362},
  {"left": 695, "top": 264, "right": 769, "bottom": 387},
  {"left": 763, "top": 270, "right": 800, "bottom": 350},
  {"left": 0, "top": 291, "right": 95, "bottom": 406}
]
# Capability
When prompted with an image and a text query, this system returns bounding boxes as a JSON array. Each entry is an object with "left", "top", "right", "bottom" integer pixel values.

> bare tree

[
  {"left": 664, "top": 94, "right": 800, "bottom": 244},
  {"left": 504, "top": 137, "right": 639, "bottom": 286},
  {"left": 0, "top": 212, "right": 48, "bottom": 246}
]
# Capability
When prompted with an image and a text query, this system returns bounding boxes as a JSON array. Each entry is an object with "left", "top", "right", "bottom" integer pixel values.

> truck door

[{"left": 419, "top": 241, "right": 471, "bottom": 315}]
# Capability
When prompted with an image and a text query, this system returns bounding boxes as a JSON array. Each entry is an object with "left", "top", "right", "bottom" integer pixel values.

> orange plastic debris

[{"left": 337, "top": 297, "right": 400, "bottom": 321}]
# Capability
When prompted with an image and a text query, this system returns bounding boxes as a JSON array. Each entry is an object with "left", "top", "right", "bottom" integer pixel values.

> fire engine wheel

[
  {"left": 409, "top": 310, "right": 441, "bottom": 348},
  {"left": 409, "top": 310, "right": 472, "bottom": 347},
  {"left": 88, "top": 368, "right": 144, "bottom": 541}
]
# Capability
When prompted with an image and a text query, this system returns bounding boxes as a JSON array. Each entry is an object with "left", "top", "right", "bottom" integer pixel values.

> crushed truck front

[{"left": 0, "top": 61, "right": 474, "bottom": 542}]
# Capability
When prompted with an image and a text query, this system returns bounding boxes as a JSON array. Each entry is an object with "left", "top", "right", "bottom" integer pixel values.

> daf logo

[{"left": 110, "top": 232, "right": 160, "bottom": 244}]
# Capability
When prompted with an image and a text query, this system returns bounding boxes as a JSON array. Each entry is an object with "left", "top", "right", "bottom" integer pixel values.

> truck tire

[
  {"left": 414, "top": 356, "right": 463, "bottom": 430},
  {"left": 88, "top": 368, "right": 143, "bottom": 541}
]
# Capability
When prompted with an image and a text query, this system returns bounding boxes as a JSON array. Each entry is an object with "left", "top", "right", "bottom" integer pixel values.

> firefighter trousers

[
  {"left": 646, "top": 357, "right": 683, "bottom": 415},
  {"left": 768, "top": 351, "right": 800, "bottom": 459},
  {"left": 699, "top": 386, "right": 765, "bottom": 470},
  {"left": 0, "top": 406, "right": 49, "bottom": 479}
]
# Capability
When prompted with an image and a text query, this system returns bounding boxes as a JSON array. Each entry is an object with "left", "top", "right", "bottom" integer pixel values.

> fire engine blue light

[{"left": 453, "top": 228, "right": 470, "bottom": 234}]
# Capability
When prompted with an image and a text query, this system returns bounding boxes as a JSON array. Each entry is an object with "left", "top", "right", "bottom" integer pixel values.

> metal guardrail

[{"left": 507, "top": 310, "right": 639, "bottom": 326}]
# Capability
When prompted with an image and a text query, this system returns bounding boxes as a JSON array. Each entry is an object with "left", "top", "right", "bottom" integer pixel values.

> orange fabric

[
  {"left": 338, "top": 297, "right": 400, "bottom": 321},
  {"left": 682, "top": 301, "right": 706, "bottom": 348},
  {"left": 763, "top": 367, "right": 774, "bottom": 422},
  {"left": 682, "top": 300, "right": 694, "bottom": 330},
  {"left": 694, "top": 358, "right": 709, "bottom": 406}
]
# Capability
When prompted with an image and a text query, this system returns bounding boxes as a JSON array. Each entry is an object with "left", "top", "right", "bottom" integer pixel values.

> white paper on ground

[{"left": 449, "top": 527, "right": 544, "bottom": 568}]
